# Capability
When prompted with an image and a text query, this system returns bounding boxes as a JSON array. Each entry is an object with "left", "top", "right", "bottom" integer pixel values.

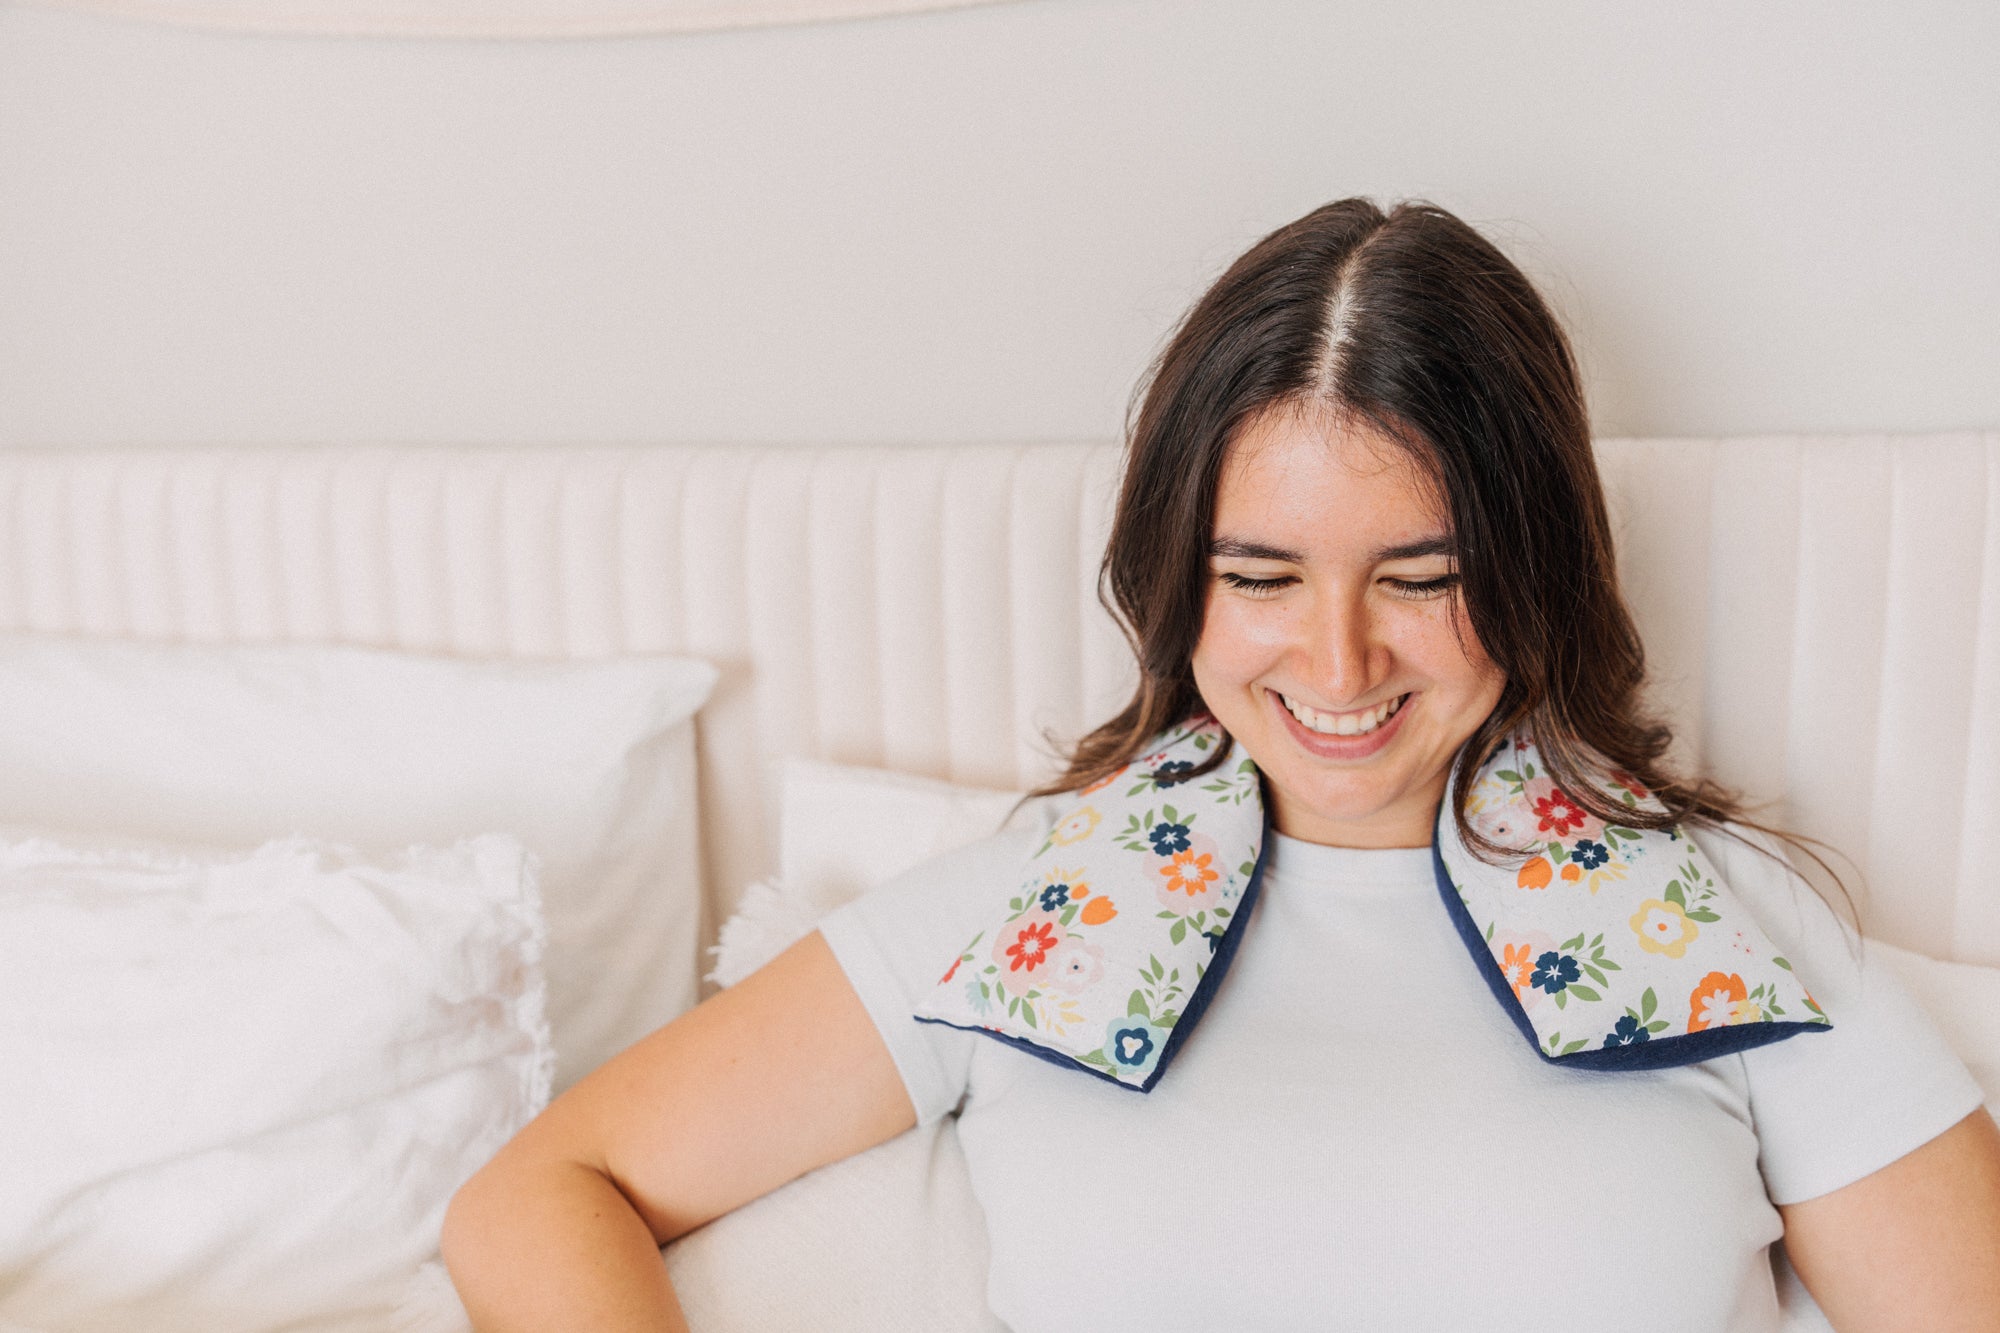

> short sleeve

[
  {"left": 817, "top": 824, "right": 1042, "bottom": 1126},
  {"left": 1695, "top": 827, "right": 1988, "bottom": 1206}
]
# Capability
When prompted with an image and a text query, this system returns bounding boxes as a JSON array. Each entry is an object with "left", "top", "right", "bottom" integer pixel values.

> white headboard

[{"left": 2, "top": 435, "right": 1994, "bottom": 965}]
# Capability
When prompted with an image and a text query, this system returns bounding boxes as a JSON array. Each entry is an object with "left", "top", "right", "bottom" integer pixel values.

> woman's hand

[
  {"left": 1780, "top": 1108, "right": 2000, "bottom": 1330},
  {"left": 441, "top": 930, "right": 917, "bottom": 1331}
]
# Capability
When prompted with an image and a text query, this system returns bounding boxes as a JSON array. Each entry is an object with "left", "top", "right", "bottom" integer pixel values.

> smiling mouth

[{"left": 1277, "top": 691, "right": 1409, "bottom": 737}]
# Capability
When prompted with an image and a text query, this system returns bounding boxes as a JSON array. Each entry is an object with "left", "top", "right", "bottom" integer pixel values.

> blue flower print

[
  {"left": 1602, "top": 1014, "right": 1652, "bottom": 1048},
  {"left": 1039, "top": 883, "right": 1072, "bottom": 912},
  {"left": 1148, "top": 821, "right": 1192, "bottom": 856},
  {"left": 1531, "top": 951, "right": 1580, "bottom": 994},
  {"left": 1572, "top": 839, "right": 1609, "bottom": 870},
  {"left": 1150, "top": 760, "right": 1195, "bottom": 788},
  {"left": 1203, "top": 927, "right": 1226, "bottom": 955},
  {"left": 1107, "top": 1022, "right": 1157, "bottom": 1068}
]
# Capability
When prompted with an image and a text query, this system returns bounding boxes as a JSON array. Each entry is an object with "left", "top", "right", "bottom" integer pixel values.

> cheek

[
  {"left": 1191, "top": 595, "right": 1291, "bottom": 684},
  {"left": 1433, "top": 602, "right": 1505, "bottom": 699}
]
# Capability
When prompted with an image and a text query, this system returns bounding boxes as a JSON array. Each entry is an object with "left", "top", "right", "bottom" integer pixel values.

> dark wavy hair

[{"left": 1035, "top": 198, "right": 1826, "bottom": 883}]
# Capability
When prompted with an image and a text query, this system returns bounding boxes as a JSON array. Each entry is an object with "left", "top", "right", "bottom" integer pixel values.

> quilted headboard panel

[{"left": 1, "top": 435, "right": 1994, "bottom": 965}]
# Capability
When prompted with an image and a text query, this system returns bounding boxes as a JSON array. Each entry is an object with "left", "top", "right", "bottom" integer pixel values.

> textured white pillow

[
  {"left": 0, "top": 633, "right": 715, "bottom": 1091},
  {"left": 663, "top": 759, "right": 1035, "bottom": 1333},
  {"left": 0, "top": 829, "right": 550, "bottom": 1333}
]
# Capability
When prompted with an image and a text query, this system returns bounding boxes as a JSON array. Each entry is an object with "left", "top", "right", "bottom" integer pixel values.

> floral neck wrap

[{"left": 913, "top": 717, "right": 1829, "bottom": 1091}]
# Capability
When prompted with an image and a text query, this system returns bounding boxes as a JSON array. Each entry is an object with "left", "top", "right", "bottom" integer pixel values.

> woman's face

[{"left": 1190, "top": 405, "right": 1506, "bottom": 848}]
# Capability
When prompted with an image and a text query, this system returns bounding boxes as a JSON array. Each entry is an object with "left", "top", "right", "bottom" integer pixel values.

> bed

[{"left": 1, "top": 434, "right": 1995, "bottom": 1330}]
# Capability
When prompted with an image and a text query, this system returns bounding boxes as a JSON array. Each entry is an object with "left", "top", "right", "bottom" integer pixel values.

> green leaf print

[
  {"left": 1128, "top": 989, "right": 1150, "bottom": 1018},
  {"left": 1772, "top": 956, "right": 1793, "bottom": 971},
  {"left": 1686, "top": 908, "right": 1721, "bottom": 923},
  {"left": 1021, "top": 1005, "right": 1038, "bottom": 1030},
  {"left": 1170, "top": 919, "right": 1187, "bottom": 945},
  {"left": 1567, "top": 985, "right": 1601, "bottom": 1002},
  {"left": 1560, "top": 933, "right": 1586, "bottom": 952},
  {"left": 1640, "top": 987, "right": 1657, "bottom": 1021},
  {"left": 1495, "top": 768, "right": 1524, "bottom": 786},
  {"left": 1560, "top": 1039, "right": 1588, "bottom": 1056},
  {"left": 1664, "top": 880, "right": 1686, "bottom": 908}
]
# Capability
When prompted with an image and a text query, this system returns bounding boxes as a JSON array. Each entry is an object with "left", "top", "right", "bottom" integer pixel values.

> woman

[{"left": 442, "top": 200, "right": 2000, "bottom": 1330}]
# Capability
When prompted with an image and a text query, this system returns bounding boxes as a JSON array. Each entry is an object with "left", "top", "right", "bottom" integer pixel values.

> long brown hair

[{"left": 1036, "top": 198, "right": 1831, "bottom": 888}]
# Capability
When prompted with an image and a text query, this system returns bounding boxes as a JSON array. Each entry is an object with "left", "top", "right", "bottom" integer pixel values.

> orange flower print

[
  {"left": 1516, "top": 856, "right": 1554, "bottom": 890},
  {"left": 1080, "top": 896, "right": 1118, "bottom": 926},
  {"left": 1159, "top": 849, "right": 1218, "bottom": 897},
  {"left": 1500, "top": 942, "right": 1537, "bottom": 997},
  {"left": 1687, "top": 971, "right": 1748, "bottom": 1032},
  {"left": 1560, "top": 863, "right": 1581, "bottom": 882},
  {"left": 1078, "top": 766, "right": 1126, "bottom": 797}
]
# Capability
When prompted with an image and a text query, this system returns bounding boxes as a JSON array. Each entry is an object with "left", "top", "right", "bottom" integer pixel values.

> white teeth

[{"left": 1279, "top": 691, "right": 1405, "bottom": 736}]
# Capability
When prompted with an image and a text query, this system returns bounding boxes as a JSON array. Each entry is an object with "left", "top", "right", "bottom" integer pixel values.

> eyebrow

[{"left": 1208, "top": 535, "right": 1455, "bottom": 563}]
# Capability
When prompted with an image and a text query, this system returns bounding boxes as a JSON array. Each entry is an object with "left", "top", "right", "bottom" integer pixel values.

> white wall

[{"left": 0, "top": 0, "right": 1994, "bottom": 449}]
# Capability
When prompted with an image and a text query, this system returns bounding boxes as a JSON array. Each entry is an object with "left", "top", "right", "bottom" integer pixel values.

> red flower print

[
  {"left": 939, "top": 957, "right": 962, "bottom": 985},
  {"left": 1004, "top": 921, "right": 1059, "bottom": 973},
  {"left": 1532, "top": 789, "right": 1588, "bottom": 837},
  {"left": 1610, "top": 770, "right": 1650, "bottom": 800}
]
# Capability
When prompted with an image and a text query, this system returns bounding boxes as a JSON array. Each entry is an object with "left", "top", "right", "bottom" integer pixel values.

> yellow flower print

[
  {"left": 1630, "top": 898, "right": 1699, "bottom": 958},
  {"left": 1582, "top": 859, "right": 1629, "bottom": 896},
  {"left": 1465, "top": 774, "right": 1512, "bottom": 815},
  {"left": 1051, "top": 805, "right": 1102, "bottom": 846}
]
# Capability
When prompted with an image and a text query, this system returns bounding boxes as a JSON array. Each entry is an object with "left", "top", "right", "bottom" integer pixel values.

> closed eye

[
  {"left": 1217, "top": 571, "right": 1295, "bottom": 595},
  {"left": 1383, "top": 574, "right": 1459, "bottom": 597}
]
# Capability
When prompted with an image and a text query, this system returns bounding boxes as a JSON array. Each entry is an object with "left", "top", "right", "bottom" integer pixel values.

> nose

[{"left": 1297, "top": 583, "right": 1379, "bottom": 706}]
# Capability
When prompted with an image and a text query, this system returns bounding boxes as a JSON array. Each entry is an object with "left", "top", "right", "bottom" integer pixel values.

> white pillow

[
  {"left": 708, "top": 756, "right": 1033, "bottom": 988},
  {"left": 662, "top": 760, "right": 1035, "bottom": 1333},
  {"left": 0, "top": 633, "right": 716, "bottom": 1091},
  {"left": 0, "top": 829, "right": 551, "bottom": 1333}
]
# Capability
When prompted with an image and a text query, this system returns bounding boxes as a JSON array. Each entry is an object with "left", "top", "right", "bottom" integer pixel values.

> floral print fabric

[
  {"left": 1443, "top": 734, "right": 1828, "bottom": 1064},
  {"left": 913, "top": 718, "right": 1262, "bottom": 1090},
  {"left": 915, "top": 722, "right": 1828, "bottom": 1090}
]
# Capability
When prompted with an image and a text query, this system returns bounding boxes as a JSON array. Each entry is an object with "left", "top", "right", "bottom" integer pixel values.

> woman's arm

[
  {"left": 440, "top": 929, "right": 916, "bottom": 1332},
  {"left": 1779, "top": 1108, "right": 2000, "bottom": 1331}
]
